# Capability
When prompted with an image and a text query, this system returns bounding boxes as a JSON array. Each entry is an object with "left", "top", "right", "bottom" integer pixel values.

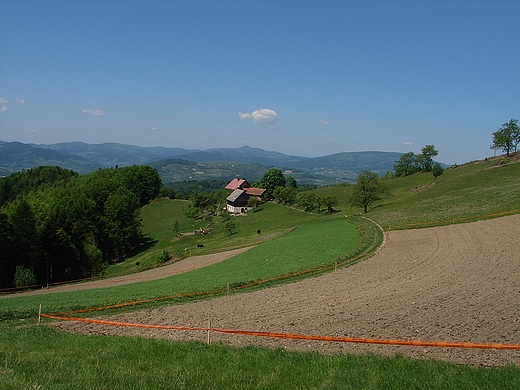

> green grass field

[
  {"left": 1, "top": 218, "right": 370, "bottom": 320},
  {"left": 2, "top": 325, "right": 519, "bottom": 390},
  {"left": 1, "top": 157, "right": 519, "bottom": 389}
]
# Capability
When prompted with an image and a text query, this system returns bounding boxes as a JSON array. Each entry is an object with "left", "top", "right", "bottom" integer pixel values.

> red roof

[{"left": 225, "top": 178, "right": 251, "bottom": 190}]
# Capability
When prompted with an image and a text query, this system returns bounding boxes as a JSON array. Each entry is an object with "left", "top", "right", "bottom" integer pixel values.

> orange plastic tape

[{"left": 42, "top": 314, "right": 520, "bottom": 350}]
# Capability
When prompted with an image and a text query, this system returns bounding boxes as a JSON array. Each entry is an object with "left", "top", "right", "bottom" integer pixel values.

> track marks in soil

[{"left": 54, "top": 215, "right": 520, "bottom": 367}]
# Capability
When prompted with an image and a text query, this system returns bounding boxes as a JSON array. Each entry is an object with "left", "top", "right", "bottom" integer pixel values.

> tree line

[{"left": 0, "top": 165, "right": 161, "bottom": 289}]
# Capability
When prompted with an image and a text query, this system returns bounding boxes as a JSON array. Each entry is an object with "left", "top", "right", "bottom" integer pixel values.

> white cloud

[
  {"left": 319, "top": 119, "right": 330, "bottom": 125},
  {"left": 238, "top": 108, "right": 278, "bottom": 125},
  {"left": 82, "top": 109, "right": 108, "bottom": 116},
  {"left": 151, "top": 127, "right": 159, "bottom": 131},
  {"left": 0, "top": 98, "right": 27, "bottom": 112},
  {"left": 404, "top": 141, "right": 413, "bottom": 145}
]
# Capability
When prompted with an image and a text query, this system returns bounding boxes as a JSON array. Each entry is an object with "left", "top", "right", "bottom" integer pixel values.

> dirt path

[
  {"left": 3, "top": 247, "right": 253, "bottom": 297},
  {"left": 55, "top": 215, "right": 520, "bottom": 367}
]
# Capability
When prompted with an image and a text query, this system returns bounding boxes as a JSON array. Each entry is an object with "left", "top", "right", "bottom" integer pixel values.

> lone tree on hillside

[
  {"left": 225, "top": 221, "right": 236, "bottom": 235},
  {"left": 432, "top": 162, "right": 444, "bottom": 182},
  {"left": 323, "top": 195, "right": 339, "bottom": 214},
  {"left": 491, "top": 119, "right": 519, "bottom": 157},
  {"left": 350, "top": 170, "right": 388, "bottom": 213}
]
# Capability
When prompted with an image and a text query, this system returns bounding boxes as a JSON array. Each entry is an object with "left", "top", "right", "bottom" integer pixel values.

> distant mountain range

[{"left": 0, "top": 141, "right": 405, "bottom": 185}]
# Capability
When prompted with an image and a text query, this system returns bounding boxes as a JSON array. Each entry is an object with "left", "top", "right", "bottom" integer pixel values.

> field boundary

[
  {"left": 385, "top": 209, "right": 519, "bottom": 230},
  {"left": 41, "top": 313, "right": 520, "bottom": 351}
]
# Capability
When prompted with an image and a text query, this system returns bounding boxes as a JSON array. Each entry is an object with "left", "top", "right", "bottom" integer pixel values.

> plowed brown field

[{"left": 54, "top": 214, "right": 520, "bottom": 367}]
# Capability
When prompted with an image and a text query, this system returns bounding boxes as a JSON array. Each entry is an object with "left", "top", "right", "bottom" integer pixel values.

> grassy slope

[
  {"left": 108, "top": 200, "right": 320, "bottom": 275},
  {"left": 0, "top": 217, "right": 370, "bottom": 319},
  {"left": 317, "top": 157, "right": 520, "bottom": 228},
  {"left": 1, "top": 157, "right": 520, "bottom": 389}
]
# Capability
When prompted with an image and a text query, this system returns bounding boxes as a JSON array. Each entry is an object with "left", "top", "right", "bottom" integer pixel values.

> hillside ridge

[{"left": 0, "top": 140, "right": 407, "bottom": 184}]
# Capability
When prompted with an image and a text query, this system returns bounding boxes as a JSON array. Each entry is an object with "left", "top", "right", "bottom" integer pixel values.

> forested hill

[
  {"left": 0, "top": 165, "right": 161, "bottom": 289},
  {"left": 0, "top": 141, "right": 403, "bottom": 184}
]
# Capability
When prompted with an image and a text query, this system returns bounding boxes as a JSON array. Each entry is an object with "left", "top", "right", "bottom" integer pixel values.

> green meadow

[{"left": 1, "top": 157, "right": 519, "bottom": 389}]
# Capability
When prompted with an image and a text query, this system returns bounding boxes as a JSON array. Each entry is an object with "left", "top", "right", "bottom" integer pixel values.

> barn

[
  {"left": 226, "top": 189, "right": 250, "bottom": 213},
  {"left": 225, "top": 179, "right": 268, "bottom": 213}
]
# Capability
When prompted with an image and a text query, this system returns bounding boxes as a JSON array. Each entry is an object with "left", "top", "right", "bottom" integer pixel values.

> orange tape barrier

[{"left": 42, "top": 313, "right": 520, "bottom": 350}]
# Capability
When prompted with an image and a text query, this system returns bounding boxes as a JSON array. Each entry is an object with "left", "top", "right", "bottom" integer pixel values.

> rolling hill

[{"left": 0, "top": 140, "right": 404, "bottom": 184}]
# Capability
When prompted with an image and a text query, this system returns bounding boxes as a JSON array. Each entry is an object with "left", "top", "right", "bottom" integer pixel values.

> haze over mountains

[{"left": 0, "top": 141, "right": 406, "bottom": 185}]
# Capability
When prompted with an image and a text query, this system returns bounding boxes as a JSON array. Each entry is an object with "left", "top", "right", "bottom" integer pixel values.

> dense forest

[{"left": 0, "top": 165, "right": 161, "bottom": 289}]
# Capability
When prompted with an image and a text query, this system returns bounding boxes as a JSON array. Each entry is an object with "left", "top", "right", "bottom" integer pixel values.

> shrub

[
  {"left": 13, "top": 266, "right": 37, "bottom": 288},
  {"left": 157, "top": 251, "right": 172, "bottom": 264}
]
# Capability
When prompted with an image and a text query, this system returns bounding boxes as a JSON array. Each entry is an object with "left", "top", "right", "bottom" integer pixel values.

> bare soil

[{"left": 53, "top": 215, "right": 520, "bottom": 367}]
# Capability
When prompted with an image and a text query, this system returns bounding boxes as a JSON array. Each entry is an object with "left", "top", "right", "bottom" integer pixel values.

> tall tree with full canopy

[
  {"left": 350, "top": 170, "right": 388, "bottom": 213},
  {"left": 417, "top": 145, "right": 439, "bottom": 172},
  {"left": 491, "top": 119, "right": 519, "bottom": 157},
  {"left": 257, "top": 168, "right": 286, "bottom": 194}
]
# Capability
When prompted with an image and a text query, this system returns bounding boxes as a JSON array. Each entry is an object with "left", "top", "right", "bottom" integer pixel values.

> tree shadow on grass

[{"left": 127, "top": 235, "right": 158, "bottom": 259}]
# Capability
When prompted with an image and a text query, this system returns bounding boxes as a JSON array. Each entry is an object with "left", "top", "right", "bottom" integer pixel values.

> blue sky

[{"left": 1, "top": 1, "right": 518, "bottom": 165}]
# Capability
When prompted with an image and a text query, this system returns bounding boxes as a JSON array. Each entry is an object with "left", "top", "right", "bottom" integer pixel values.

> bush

[
  {"left": 157, "top": 251, "right": 172, "bottom": 265},
  {"left": 14, "top": 266, "right": 37, "bottom": 288}
]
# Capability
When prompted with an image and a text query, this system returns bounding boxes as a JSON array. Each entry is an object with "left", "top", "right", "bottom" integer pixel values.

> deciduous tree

[
  {"left": 257, "top": 168, "right": 286, "bottom": 194},
  {"left": 393, "top": 152, "right": 419, "bottom": 177},
  {"left": 350, "top": 170, "right": 388, "bottom": 213},
  {"left": 417, "top": 145, "right": 438, "bottom": 172},
  {"left": 225, "top": 221, "right": 236, "bottom": 235},
  {"left": 323, "top": 195, "right": 339, "bottom": 214},
  {"left": 491, "top": 119, "right": 519, "bottom": 157},
  {"left": 432, "top": 162, "right": 444, "bottom": 182}
]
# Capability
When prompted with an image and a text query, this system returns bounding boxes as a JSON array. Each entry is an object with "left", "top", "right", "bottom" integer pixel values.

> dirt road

[{"left": 3, "top": 247, "right": 253, "bottom": 297}]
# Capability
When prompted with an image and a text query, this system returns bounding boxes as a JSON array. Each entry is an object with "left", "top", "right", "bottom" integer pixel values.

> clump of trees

[
  {"left": 0, "top": 165, "right": 161, "bottom": 288},
  {"left": 296, "top": 192, "right": 339, "bottom": 214},
  {"left": 183, "top": 189, "right": 229, "bottom": 221},
  {"left": 392, "top": 145, "right": 439, "bottom": 177},
  {"left": 255, "top": 168, "right": 338, "bottom": 214},
  {"left": 490, "top": 119, "right": 519, "bottom": 157}
]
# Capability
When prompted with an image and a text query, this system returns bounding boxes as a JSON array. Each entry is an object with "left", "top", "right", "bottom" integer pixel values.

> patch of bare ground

[{"left": 54, "top": 215, "right": 520, "bottom": 367}]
